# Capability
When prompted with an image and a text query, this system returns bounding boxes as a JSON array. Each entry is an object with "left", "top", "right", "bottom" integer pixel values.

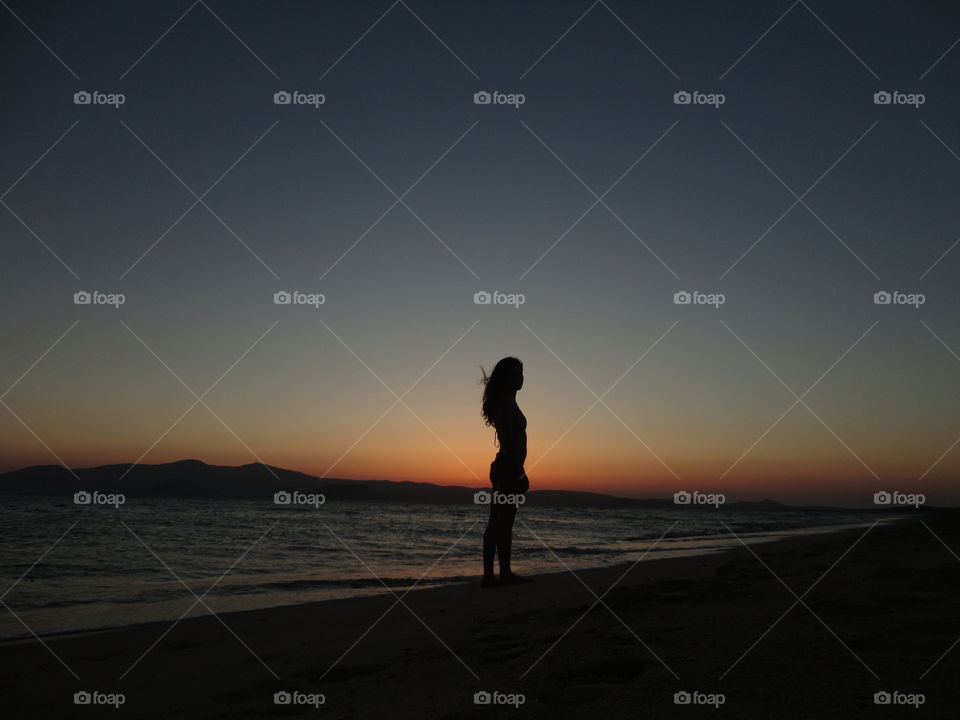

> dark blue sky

[{"left": 2, "top": 1, "right": 959, "bottom": 505}]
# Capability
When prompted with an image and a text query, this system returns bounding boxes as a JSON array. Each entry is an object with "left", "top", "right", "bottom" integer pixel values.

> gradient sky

[{"left": 2, "top": 1, "right": 959, "bottom": 506}]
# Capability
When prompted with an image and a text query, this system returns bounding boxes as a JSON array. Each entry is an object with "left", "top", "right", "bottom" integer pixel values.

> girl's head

[{"left": 480, "top": 357, "right": 523, "bottom": 432}]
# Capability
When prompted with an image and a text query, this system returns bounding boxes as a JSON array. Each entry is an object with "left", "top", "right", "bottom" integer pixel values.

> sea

[{"left": 0, "top": 496, "right": 891, "bottom": 640}]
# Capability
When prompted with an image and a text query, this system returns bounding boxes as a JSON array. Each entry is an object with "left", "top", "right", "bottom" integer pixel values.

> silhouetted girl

[{"left": 480, "top": 356, "right": 531, "bottom": 586}]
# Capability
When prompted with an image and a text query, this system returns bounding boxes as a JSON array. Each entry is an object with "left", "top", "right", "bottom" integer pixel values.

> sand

[{"left": 2, "top": 512, "right": 959, "bottom": 718}]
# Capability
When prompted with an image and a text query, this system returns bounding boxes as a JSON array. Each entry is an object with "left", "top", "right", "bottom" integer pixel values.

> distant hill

[{"left": 0, "top": 459, "right": 877, "bottom": 511}]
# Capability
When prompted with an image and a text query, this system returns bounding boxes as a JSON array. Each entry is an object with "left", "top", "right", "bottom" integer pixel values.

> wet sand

[{"left": 2, "top": 512, "right": 959, "bottom": 718}]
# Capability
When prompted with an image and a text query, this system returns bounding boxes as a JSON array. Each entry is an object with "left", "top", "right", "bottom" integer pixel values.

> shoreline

[
  {"left": 0, "top": 516, "right": 899, "bottom": 645},
  {"left": 4, "top": 513, "right": 956, "bottom": 718}
]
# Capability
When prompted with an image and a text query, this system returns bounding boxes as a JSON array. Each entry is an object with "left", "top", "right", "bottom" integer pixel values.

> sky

[{"left": 1, "top": 0, "right": 959, "bottom": 506}]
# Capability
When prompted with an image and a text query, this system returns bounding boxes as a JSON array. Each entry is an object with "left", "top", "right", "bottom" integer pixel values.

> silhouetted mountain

[{"left": 0, "top": 460, "right": 888, "bottom": 510}]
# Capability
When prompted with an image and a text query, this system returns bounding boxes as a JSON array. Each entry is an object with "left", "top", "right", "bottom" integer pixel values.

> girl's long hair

[{"left": 480, "top": 356, "right": 522, "bottom": 446}]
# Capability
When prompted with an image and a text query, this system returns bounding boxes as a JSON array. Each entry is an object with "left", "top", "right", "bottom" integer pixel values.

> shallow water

[{"left": 0, "top": 496, "right": 888, "bottom": 639}]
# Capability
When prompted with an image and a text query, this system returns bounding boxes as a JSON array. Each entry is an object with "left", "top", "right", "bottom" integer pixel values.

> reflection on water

[{"left": 0, "top": 497, "right": 888, "bottom": 638}]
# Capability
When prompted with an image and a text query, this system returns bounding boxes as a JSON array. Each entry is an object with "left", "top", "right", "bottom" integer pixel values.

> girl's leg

[
  {"left": 496, "top": 504, "right": 517, "bottom": 576},
  {"left": 482, "top": 500, "right": 498, "bottom": 580}
]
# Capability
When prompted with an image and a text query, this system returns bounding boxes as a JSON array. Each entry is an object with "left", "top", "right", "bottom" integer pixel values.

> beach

[{"left": 2, "top": 512, "right": 958, "bottom": 718}]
